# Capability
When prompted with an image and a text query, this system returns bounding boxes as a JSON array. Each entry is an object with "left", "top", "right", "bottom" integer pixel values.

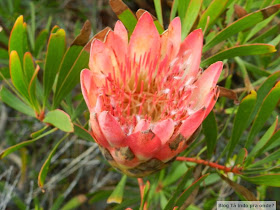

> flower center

[{"left": 99, "top": 51, "right": 198, "bottom": 127}]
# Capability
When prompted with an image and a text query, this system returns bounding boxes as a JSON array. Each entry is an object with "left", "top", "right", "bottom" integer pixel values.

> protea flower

[{"left": 81, "top": 12, "right": 223, "bottom": 177}]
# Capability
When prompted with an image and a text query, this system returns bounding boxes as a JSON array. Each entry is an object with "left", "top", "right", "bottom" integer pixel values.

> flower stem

[
  {"left": 138, "top": 178, "right": 148, "bottom": 210},
  {"left": 176, "top": 157, "right": 243, "bottom": 174}
]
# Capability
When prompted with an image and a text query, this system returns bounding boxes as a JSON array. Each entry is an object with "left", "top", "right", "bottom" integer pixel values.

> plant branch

[{"left": 176, "top": 157, "right": 243, "bottom": 174}]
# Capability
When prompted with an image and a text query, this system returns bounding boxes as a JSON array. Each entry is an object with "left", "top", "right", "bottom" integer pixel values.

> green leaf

[
  {"left": 43, "top": 109, "right": 74, "bottom": 132},
  {"left": 43, "top": 26, "right": 66, "bottom": 105},
  {"left": 164, "top": 167, "right": 194, "bottom": 210},
  {"left": 38, "top": 134, "right": 68, "bottom": 190},
  {"left": 243, "top": 10, "right": 279, "bottom": 43},
  {"left": 227, "top": 91, "right": 257, "bottom": 159},
  {"left": 53, "top": 48, "right": 89, "bottom": 108},
  {"left": 140, "top": 181, "right": 150, "bottom": 210},
  {"left": 245, "top": 81, "right": 280, "bottom": 149},
  {"left": 30, "top": 125, "right": 49, "bottom": 138},
  {"left": 23, "top": 52, "right": 40, "bottom": 111},
  {"left": 203, "top": 4, "right": 280, "bottom": 52},
  {"left": 9, "top": 15, "right": 28, "bottom": 62},
  {"left": 153, "top": 0, "right": 163, "bottom": 26},
  {"left": 202, "top": 111, "right": 218, "bottom": 159},
  {"left": 175, "top": 174, "right": 209, "bottom": 207},
  {"left": 109, "top": 0, "right": 137, "bottom": 36},
  {"left": 23, "top": 52, "right": 35, "bottom": 84},
  {"left": 107, "top": 175, "right": 127, "bottom": 204},
  {"left": 34, "top": 29, "right": 48, "bottom": 57},
  {"left": 243, "top": 61, "right": 271, "bottom": 77},
  {"left": 0, "top": 86, "right": 35, "bottom": 117},
  {"left": 61, "top": 195, "right": 87, "bottom": 210},
  {"left": 248, "top": 71, "right": 280, "bottom": 124},
  {"left": 234, "top": 148, "right": 247, "bottom": 167},
  {"left": 247, "top": 148, "right": 280, "bottom": 169},
  {"left": 0, "top": 128, "right": 57, "bottom": 159},
  {"left": 241, "top": 174, "right": 280, "bottom": 187},
  {"left": 178, "top": 0, "right": 190, "bottom": 23},
  {"left": 250, "top": 24, "right": 279, "bottom": 44},
  {"left": 71, "top": 99, "right": 87, "bottom": 121},
  {"left": 201, "top": 44, "right": 276, "bottom": 67},
  {"left": 197, "top": 0, "right": 229, "bottom": 33},
  {"left": 28, "top": 65, "right": 40, "bottom": 112},
  {"left": 89, "top": 190, "right": 112, "bottom": 204},
  {"left": 50, "top": 194, "right": 65, "bottom": 210},
  {"left": 247, "top": 117, "right": 278, "bottom": 161},
  {"left": 268, "top": 34, "right": 280, "bottom": 46},
  {"left": 162, "top": 162, "right": 188, "bottom": 186},
  {"left": 9, "top": 50, "right": 29, "bottom": 100},
  {"left": 170, "top": 0, "right": 179, "bottom": 22},
  {"left": 256, "top": 128, "right": 280, "bottom": 155},
  {"left": 181, "top": 0, "right": 202, "bottom": 39}
]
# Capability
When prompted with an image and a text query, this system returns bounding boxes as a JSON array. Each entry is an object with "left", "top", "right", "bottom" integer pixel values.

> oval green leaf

[{"left": 43, "top": 109, "right": 74, "bottom": 132}]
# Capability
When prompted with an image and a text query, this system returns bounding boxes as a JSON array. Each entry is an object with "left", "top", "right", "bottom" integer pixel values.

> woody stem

[{"left": 176, "top": 157, "right": 243, "bottom": 174}]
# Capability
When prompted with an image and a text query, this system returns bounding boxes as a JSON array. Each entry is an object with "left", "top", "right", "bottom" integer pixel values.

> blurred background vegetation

[{"left": 0, "top": 0, "right": 280, "bottom": 209}]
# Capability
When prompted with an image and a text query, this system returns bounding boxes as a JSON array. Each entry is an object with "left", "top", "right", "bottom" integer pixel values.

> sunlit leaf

[
  {"left": 162, "top": 162, "right": 188, "bottom": 186},
  {"left": 34, "top": 29, "right": 48, "bottom": 57},
  {"left": 201, "top": 44, "right": 276, "bottom": 67},
  {"left": 181, "top": 0, "right": 202, "bottom": 39},
  {"left": 0, "top": 86, "right": 35, "bottom": 117},
  {"left": 43, "top": 26, "right": 66, "bottom": 105},
  {"left": 248, "top": 148, "right": 280, "bottom": 169},
  {"left": 227, "top": 91, "right": 257, "bottom": 159},
  {"left": 241, "top": 174, "right": 280, "bottom": 187},
  {"left": 9, "top": 50, "right": 29, "bottom": 99},
  {"left": 234, "top": 148, "right": 247, "bottom": 166},
  {"left": 170, "top": 0, "right": 179, "bottom": 22},
  {"left": 247, "top": 117, "right": 278, "bottom": 161},
  {"left": 107, "top": 175, "right": 127, "bottom": 204},
  {"left": 140, "top": 181, "right": 150, "bottom": 210},
  {"left": 203, "top": 4, "right": 280, "bottom": 52},
  {"left": 245, "top": 81, "right": 280, "bottom": 148},
  {"left": 52, "top": 49, "right": 89, "bottom": 108},
  {"left": 197, "top": 0, "right": 229, "bottom": 33},
  {"left": 61, "top": 195, "right": 87, "bottom": 210},
  {"left": 9, "top": 15, "right": 28, "bottom": 62},
  {"left": 248, "top": 71, "right": 280, "bottom": 124},
  {"left": 256, "top": 129, "right": 280, "bottom": 155},
  {"left": 43, "top": 109, "right": 74, "bottom": 132},
  {"left": 153, "top": 0, "right": 163, "bottom": 26},
  {"left": 109, "top": 0, "right": 137, "bottom": 36}
]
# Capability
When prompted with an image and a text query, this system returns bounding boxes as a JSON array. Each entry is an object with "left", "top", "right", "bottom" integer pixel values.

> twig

[{"left": 176, "top": 157, "right": 243, "bottom": 174}]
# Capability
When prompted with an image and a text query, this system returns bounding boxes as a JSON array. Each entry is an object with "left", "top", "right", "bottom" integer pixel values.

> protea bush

[
  {"left": 0, "top": 0, "right": 280, "bottom": 209},
  {"left": 81, "top": 12, "right": 223, "bottom": 177}
]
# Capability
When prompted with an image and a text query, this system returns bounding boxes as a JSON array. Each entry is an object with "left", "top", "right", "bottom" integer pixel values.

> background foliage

[{"left": 0, "top": 0, "right": 280, "bottom": 209}]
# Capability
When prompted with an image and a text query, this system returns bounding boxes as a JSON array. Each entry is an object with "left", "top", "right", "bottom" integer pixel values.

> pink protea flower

[{"left": 81, "top": 12, "right": 223, "bottom": 177}]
